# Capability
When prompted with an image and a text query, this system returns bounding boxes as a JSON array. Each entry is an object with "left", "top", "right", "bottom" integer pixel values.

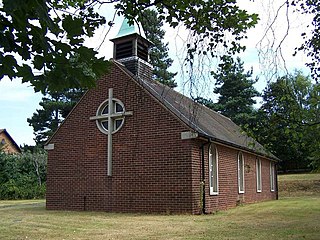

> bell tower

[{"left": 110, "top": 19, "right": 153, "bottom": 80}]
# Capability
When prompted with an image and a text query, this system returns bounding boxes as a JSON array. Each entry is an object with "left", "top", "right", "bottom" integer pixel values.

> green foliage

[
  {"left": 140, "top": 9, "right": 177, "bottom": 88},
  {"left": 199, "top": 56, "right": 259, "bottom": 126},
  {"left": 0, "top": 0, "right": 109, "bottom": 92},
  {"left": 0, "top": 149, "right": 47, "bottom": 199},
  {"left": 249, "top": 71, "right": 320, "bottom": 171},
  {"left": 28, "top": 88, "right": 85, "bottom": 145},
  {"left": 305, "top": 82, "right": 320, "bottom": 171},
  {"left": 0, "top": 0, "right": 257, "bottom": 92}
]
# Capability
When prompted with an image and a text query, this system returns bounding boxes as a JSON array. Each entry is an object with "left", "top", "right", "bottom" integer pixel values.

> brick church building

[{"left": 45, "top": 19, "right": 278, "bottom": 214}]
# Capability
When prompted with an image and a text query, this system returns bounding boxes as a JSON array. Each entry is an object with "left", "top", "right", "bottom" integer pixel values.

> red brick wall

[
  {"left": 46, "top": 63, "right": 196, "bottom": 213},
  {"left": 46, "top": 62, "right": 277, "bottom": 214}
]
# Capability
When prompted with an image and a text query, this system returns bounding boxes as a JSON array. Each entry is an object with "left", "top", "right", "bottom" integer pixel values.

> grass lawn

[{"left": 0, "top": 173, "right": 319, "bottom": 240}]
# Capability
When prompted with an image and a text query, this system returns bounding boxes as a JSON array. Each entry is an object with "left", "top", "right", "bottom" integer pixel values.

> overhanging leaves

[
  {"left": 0, "top": 0, "right": 107, "bottom": 93},
  {"left": 1, "top": 0, "right": 257, "bottom": 92}
]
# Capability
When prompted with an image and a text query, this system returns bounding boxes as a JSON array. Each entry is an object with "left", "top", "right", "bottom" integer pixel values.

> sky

[{"left": 0, "top": 1, "right": 312, "bottom": 146}]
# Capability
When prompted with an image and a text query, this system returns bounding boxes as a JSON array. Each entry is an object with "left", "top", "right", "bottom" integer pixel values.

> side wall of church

[
  {"left": 46, "top": 63, "right": 197, "bottom": 213},
  {"left": 190, "top": 142, "right": 278, "bottom": 214}
]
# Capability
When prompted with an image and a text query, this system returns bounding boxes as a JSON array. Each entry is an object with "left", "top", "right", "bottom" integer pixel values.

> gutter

[
  {"left": 200, "top": 140, "right": 210, "bottom": 214},
  {"left": 197, "top": 133, "right": 280, "bottom": 162},
  {"left": 275, "top": 163, "right": 279, "bottom": 200}
]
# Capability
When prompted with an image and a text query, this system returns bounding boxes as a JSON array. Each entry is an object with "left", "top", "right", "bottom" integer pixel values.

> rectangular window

[
  {"left": 209, "top": 145, "right": 218, "bottom": 195},
  {"left": 238, "top": 152, "right": 245, "bottom": 193},
  {"left": 256, "top": 158, "right": 262, "bottom": 192},
  {"left": 270, "top": 162, "right": 275, "bottom": 192}
]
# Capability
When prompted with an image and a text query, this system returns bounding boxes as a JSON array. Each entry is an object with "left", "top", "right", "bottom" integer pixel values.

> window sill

[{"left": 210, "top": 192, "right": 219, "bottom": 196}]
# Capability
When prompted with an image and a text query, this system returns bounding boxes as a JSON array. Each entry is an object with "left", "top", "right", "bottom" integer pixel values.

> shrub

[{"left": 0, "top": 149, "right": 47, "bottom": 199}]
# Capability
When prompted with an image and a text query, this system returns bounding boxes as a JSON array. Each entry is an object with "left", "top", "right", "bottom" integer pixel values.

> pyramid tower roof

[{"left": 112, "top": 18, "right": 147, "bottom": 40}]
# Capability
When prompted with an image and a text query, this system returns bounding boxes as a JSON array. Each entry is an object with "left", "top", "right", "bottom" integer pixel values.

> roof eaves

[{"left": 198, "top": 132, "right": 280, "bottom": 161}]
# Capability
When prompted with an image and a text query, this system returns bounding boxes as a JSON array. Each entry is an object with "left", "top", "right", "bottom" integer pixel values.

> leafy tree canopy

[
  {"left": 249, "top": 71, "right": 320, "bottom": 171},
  {"left": 0, "top": 0, "right": 258, "bottom": 92}
]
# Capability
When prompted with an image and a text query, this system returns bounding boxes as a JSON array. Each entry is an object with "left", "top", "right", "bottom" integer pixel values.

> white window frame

[
  {"left": 256, "top": 158, "right": 262, "bottom": 192},
  {"left": 209, "top": 144, "right": 219, "bottom": 195},
  {"left": 270, "top": 162, "right": 275, "bottom": 192},
  {"left": 238, "top": 152, "right": 245, "bottom": 194}
]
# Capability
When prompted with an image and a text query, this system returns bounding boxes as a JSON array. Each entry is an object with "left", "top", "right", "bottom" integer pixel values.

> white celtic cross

[{"left": 90, "top": 88, "right": 133, "bottom": 176}]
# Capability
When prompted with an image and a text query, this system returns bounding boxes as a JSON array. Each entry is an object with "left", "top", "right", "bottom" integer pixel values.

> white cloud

[{"left": 0, "top": 78, "right": 41, "bottom": 102}]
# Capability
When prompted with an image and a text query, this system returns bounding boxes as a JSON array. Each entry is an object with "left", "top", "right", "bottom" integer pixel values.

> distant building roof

[
  {"left": 112, "top": 60, "right": 278, "bottom": 161},
  {"left": 0, "top": 129, "right": 21, "bottom": 154}
]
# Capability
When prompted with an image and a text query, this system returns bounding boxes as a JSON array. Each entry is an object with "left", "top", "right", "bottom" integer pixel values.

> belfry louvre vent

[
  {"left": 137, "top": 42, "right": 148, "bottom": 61},
  {"left": 116, "top": 42, "right": 133, "bottom": 59}
]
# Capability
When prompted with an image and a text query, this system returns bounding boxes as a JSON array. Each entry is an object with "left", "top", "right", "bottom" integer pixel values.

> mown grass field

[{"left": 0, "top": 173, "right": 319, "bottom": 240}]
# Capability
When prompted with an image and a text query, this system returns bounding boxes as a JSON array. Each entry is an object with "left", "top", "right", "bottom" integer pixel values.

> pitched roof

[
  {"left": 0, "top": 128, "right": 21, "bottom": 153},
  {"left": 113, "top": 60, "right": 278, "bottom": 160}
]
